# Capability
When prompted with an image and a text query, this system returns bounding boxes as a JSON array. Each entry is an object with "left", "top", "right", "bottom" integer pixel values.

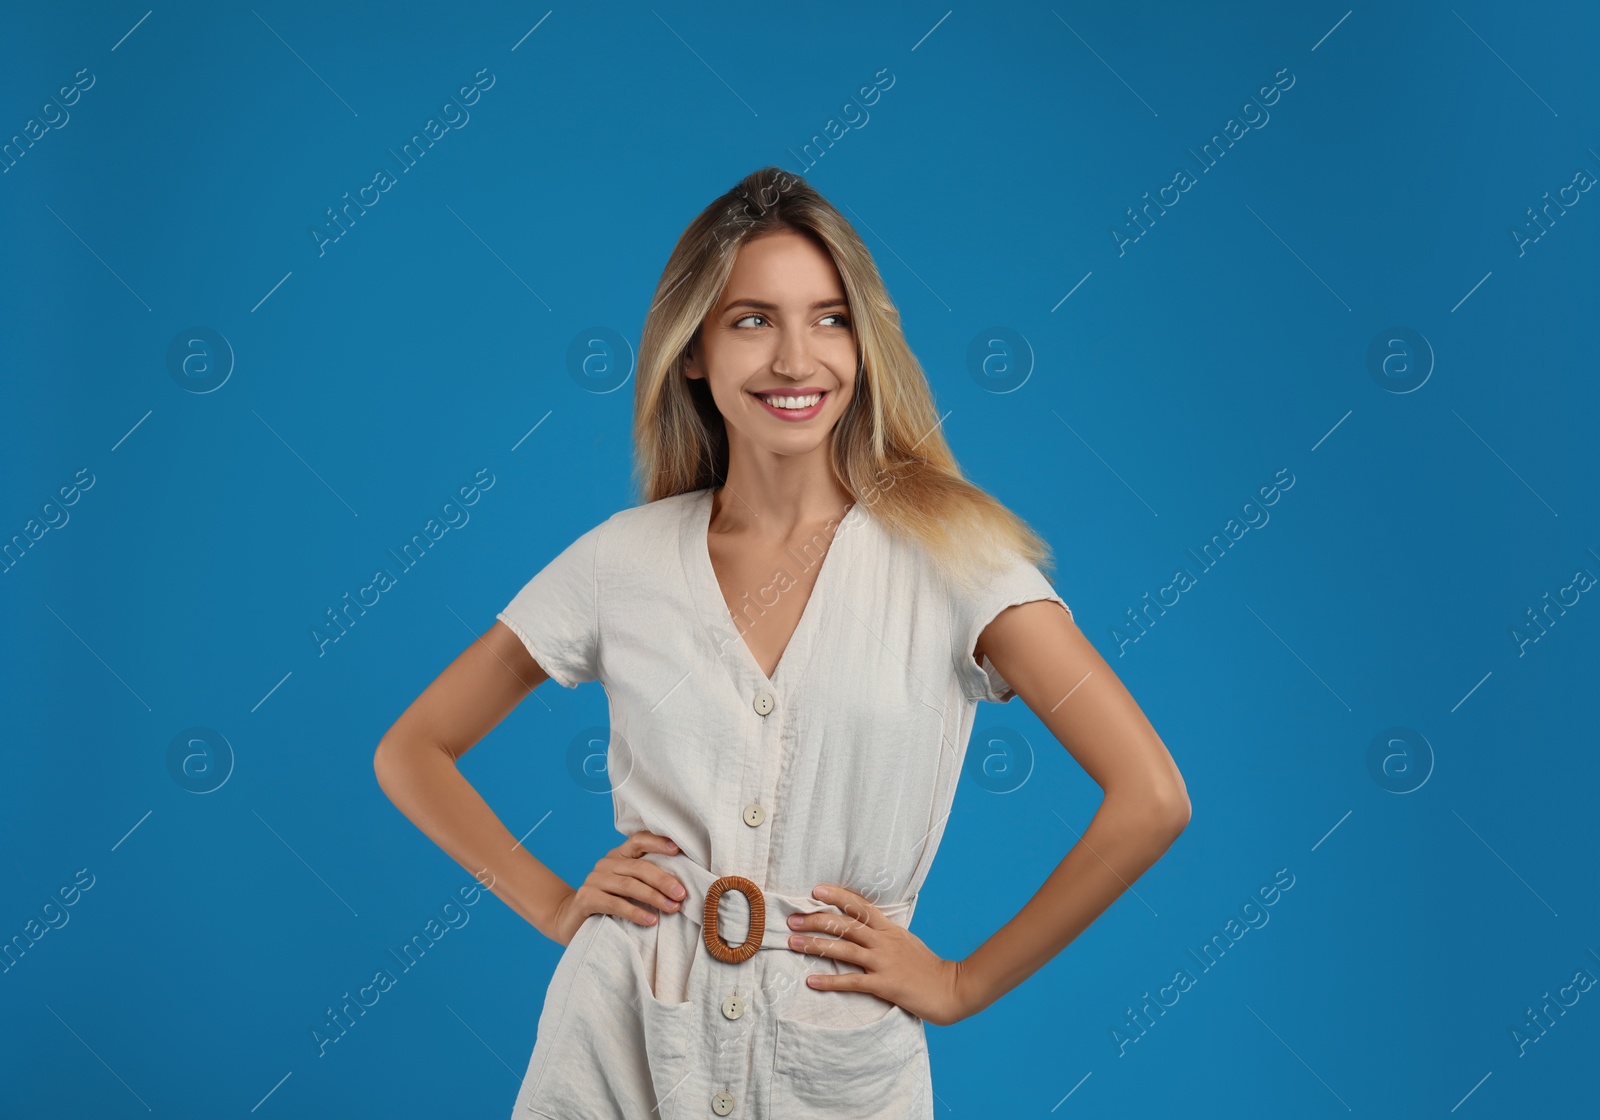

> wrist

[
  {"left": 949, "top": 957, "right": 985, "bottom": 1024},
  {"left": 538, "top": 885, "right": 577, "bottom": 942},
  {"left": 951, "top": 955, "right": 996, "bottom": 1022}
]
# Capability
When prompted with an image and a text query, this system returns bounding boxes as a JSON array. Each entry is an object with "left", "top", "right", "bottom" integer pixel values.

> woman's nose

[{"left": 771, "top": 330, "right": 817, "bottom": 376}]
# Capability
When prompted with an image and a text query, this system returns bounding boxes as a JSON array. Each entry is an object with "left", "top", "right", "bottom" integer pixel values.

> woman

[{"left": 373, "top": 167, "right": 1190, "bottom": 1119}]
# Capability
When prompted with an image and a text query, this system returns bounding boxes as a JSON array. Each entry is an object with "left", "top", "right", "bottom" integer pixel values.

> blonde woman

[{"left": 373, "top": 167, "right": 1190, "bottom": 1120}]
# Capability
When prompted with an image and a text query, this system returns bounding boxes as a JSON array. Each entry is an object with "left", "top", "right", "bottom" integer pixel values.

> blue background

[{"left": 3, "top": 1, "right": 1596, "bottom": 1116}]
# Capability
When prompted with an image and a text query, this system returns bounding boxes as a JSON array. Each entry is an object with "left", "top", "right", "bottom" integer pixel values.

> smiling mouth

[
  {"left": 751, "top": 390, "right": 827, "bottom": 410},
  {"left": 749, "top": 388, "right": 831, "bottom": 422}
]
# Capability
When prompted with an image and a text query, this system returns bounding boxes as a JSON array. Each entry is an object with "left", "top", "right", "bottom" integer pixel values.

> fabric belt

[{"left": 637, "top": 850, "right": 915, "bottom": 958}]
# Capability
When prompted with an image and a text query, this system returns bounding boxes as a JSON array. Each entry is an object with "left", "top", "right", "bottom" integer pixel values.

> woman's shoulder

[
  {"left": 855, "top": 502, "right": 1048, "bottom": 602},
  {"left": 846, "top": 498, "right": 949, "bottom": 598},
  {"left": 584, "top": 488, "right": 707, "bottom": 561},
  {"left": 601, "top": 488, "right": 705, "bottom": 534}
]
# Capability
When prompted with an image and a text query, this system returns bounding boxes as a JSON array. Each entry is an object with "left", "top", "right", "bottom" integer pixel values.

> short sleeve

[
  {"left": 950, "top": 551, "right": 1072, "bottom": 703},
  {"left": 496, "top": 520, "right": 605, "bottom": 689}
]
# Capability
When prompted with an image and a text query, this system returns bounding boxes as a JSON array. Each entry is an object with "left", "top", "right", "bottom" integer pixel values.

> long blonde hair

[{"left": 631, "top": 166, "right": 1056, "bottom": 586}]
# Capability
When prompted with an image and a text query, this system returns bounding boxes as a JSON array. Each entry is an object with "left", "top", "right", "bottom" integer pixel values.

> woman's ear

[{"left": 683, "top": 334, "right": 702, "bottom": 380}]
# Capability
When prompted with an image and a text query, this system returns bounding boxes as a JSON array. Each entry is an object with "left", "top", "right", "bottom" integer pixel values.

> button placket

[
  {"left": 749, "top": 681, "right": 789, "bottom": 1100},
  {"left": 713, "top": 675, "right": 780, "bottom": 1113},
  {"left": 708, "top": 678, "right": 784, "bottom": 1112}
]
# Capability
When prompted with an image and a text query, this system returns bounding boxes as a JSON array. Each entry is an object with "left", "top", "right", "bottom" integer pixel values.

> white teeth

[{"left": 760, "top": 392, "right": 823, "bottom": 410}]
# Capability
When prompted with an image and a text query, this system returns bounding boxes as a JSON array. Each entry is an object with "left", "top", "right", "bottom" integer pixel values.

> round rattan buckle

[{"left": 702, "top": 874, "right": 764, "bottom": 964}]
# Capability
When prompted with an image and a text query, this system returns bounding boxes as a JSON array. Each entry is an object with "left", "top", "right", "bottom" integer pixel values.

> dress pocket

[
  {"left": 595, "top": 908, "right": 705, "bottom": 1014},
  {"left": 517, "top": 914, "right": 701, "bottom": 1120},
  {"left": 770, "top": 997, "right": 930, "bottom": 1118}
]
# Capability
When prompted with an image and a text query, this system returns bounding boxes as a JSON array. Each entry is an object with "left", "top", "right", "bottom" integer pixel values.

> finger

[
  {"left": 788, "top": 931, "right": 870, "bottom": 967},
  {"left": 621, "top": 832, "right": 681, "bottom": 857},
  {"left": 803, "top": 892, "right": 878, "bottom": 939},
  {"left": 620, "top": 862, "right": 689, "bottom": 909},
  {"left": 802, "top": 966, "right": 876, "bottom": 993},
  {"left": 815, "top": 884, "right": 885, "bottom": 928},
  {"left": 787, "top": 910, "right": 876, "bottom": 945},
  {"left": 602, "top": 868, "right": 684, "bottom": 914},
  {"left": 599, "top": 897, "right": 664, "bottom": 927},
  {"left": 812, "top": 911, "right": 869, "bottom": 943}
]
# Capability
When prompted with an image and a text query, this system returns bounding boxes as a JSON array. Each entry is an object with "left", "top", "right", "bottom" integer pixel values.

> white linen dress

[{"left": 497, "top": 486, "right": 1071, "bottom": 1120}]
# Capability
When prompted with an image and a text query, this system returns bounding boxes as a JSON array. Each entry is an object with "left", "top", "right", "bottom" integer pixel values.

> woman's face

[{"left": 685, "top": 228, "right": 858, "bottom": 463}]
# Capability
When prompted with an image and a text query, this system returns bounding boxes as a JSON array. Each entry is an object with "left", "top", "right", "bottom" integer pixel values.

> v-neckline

[{"left": 684, "top": 487, "right": 860, "bottom": 691}]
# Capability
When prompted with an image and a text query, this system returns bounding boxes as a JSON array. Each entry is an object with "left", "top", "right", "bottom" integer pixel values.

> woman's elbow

[
  {"left": 372, "top": 736, "right": 399, "bottom": 790},
  {"left": 1153, "top": 783, "right": 1191, "bottom": 837},
  {"left": 372, "top": 734, "right": 423, "bottom": 792},
  {"left": 1102, "top": 778, "right": 1189, "bottom": 842},
  {"left": 1165, "top": 791, "right": 1192, "bottom": 835},
  {"left": 1118, "top": 778, "right": 1190, "bottom": 838}
]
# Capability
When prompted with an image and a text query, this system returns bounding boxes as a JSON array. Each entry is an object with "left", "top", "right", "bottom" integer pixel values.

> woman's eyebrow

[{"left": 721, "top": 297, "right": 850, "bottom": 312}]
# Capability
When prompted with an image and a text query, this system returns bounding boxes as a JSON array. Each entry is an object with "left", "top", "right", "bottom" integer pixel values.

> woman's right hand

[{"left": 548, "top": 831, "right": 689, "bottom": 946}]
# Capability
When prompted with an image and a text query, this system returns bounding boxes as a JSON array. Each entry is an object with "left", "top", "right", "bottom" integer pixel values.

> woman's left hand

[{"left": 784, "top": 884, "right": 970, "bottom": 1027}]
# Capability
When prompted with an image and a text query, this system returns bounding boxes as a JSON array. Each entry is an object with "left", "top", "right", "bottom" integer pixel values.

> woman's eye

[{"left": 731, "top": 312, "right": 850, "bottom": 328}]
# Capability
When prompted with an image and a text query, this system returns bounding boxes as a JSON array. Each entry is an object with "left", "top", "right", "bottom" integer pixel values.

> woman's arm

[
  {"left": 372, "top": 621, "right": 576, "bottom": 941},
  {"left": 957, "top": 599, "right": 1191, "bottom": 1018},
  {"left": 375, "top": 621, "right": 692, "bottom": 946}
]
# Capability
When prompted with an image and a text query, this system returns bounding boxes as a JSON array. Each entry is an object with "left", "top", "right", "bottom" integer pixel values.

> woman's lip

[{"left": 751, "top": 389, "right": 829, "bottom": 421}]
